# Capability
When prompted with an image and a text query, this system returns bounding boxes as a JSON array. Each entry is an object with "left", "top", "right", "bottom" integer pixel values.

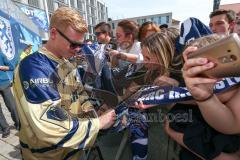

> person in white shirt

[{"left": 107, "top": 20, "right": 143, "bottom": 68}]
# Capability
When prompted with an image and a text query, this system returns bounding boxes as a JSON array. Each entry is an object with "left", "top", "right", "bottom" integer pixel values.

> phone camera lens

[{"left": 230, "top": 55, "right": 237, "bottom": 62}]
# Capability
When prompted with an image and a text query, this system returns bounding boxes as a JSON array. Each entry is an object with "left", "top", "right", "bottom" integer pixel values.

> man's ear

[
  {"left": 126, "top": 34, "right": 133, "bottom": 42},
  {"left": 106, "top": 32, "right": 110, "bottom": 37},
  {"left": 50, "top": 28, "right": 57, "bottom": 40},
  {"left": 229, "top": 20, "right": 237, "bottom": 33}
]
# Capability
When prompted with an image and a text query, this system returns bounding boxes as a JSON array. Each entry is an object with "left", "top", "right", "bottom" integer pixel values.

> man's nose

[{"left": 210, "top": 25, "right": 216, "bottom": 33}]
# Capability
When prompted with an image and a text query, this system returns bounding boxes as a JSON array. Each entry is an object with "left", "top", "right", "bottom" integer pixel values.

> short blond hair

[{"left": 50, "top": 7, "right": 88, "bottom": 33}]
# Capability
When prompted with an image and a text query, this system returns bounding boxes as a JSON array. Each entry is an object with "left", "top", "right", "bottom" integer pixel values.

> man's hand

[
  {"left": 182, "top": 46, "right": 217, "bottom": 101},
  {"left": 134, "top": 100, "right": 156, "bottom": 110},
  {"left": 153, "top": 75, "right": 179, "bottom": 87},
  {"left": 0, "top": 66, "right": 9, "bottom": 71},
  {"left": 98, "top": 109, "right": 116, "bottom": 130},
  {"left": 106, "top": 49, "right": 119, "bottom": 58}
]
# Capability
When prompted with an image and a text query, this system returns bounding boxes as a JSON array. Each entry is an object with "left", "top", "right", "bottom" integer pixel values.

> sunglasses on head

[
  {"left": 56, "top": 28, "right": 85, "bottom": 49},
  {"left": 141, "top": 21, "right": 153, "bottom": 27}
]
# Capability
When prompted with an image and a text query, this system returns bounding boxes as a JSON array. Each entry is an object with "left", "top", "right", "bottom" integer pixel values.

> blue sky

[{"left": 104, "top": 0, "right": 239, "bottom": 25}]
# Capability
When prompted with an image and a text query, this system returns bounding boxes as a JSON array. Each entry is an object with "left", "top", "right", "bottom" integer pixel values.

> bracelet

[
  {"left": 120, "top": 52, "right": 127, "bottom": 61},
  {"left": 194, "top": 93, "right": 214, "bottom": 102},
  {"left": 116, "top": 51, "right": 121, "bottom": 59}
]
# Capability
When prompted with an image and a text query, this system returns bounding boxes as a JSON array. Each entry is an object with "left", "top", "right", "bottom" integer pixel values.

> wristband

[
  {"left": 116, "top": 51, "right": 121, "bottom": 59},
  {"left": 119, "top": 52, "right": 127, "bottom": 61}
]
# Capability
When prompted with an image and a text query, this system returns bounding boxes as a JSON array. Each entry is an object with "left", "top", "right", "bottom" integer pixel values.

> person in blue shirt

[{"left": 0, "top": 50, "right": 19, "bottom": 138}]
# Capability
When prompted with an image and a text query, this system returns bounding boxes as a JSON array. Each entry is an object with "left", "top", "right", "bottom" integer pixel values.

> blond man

[{"left": 13, "top": 7, "right": 116, "bottom": 160}]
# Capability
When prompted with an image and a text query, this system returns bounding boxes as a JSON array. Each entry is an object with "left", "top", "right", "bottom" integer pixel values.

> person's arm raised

[{"left": 182, "top": 46, "right": 240, "bottom": 134}]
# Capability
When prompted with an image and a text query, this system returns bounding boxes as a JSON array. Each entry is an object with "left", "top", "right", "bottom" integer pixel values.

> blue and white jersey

[
  {"left": 13, "top": 47, "right": 100, "bottom": 160},
  {"left": 175, "top": 17, "right": 213, "bottom": 54}
]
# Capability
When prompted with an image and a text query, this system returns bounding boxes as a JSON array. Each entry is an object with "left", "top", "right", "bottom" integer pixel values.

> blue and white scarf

[{"left": 125, "top": 77, "right": 240, "bottom": 105}]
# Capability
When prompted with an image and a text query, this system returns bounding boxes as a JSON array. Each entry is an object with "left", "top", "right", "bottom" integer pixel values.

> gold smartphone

[{"left": 187, "top": 33, "right": 240, "bottom": 78}]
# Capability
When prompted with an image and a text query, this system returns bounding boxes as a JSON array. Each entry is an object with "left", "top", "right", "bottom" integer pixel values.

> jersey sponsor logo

[
  {"left": 23, "top": 81, "right": 29, "bottom": 90},
  {"left": 23, "top": 78, "right": 54, "bottom": 89},
  {"left": 29, "top": 78, "right": 53, "bottom": 84}
]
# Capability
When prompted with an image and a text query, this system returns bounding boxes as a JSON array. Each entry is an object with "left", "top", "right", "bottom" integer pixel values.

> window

[
  {"left": 47, "top": 0, "right": 54, "bottom": 12},
  {"left": 88, "top": 25, "right": 93, "bottom": 34},
  {"left": 90, "top": 0, "right": 94, "bottom": 6},
  {"left": 112, "top": 23, "right": 115, "bottom": 29},
  {"left": 88, "top": 16, "right": 92, "bottom": 24},
  {"left": 92, "top": 17, "right": 96, "bottom": 25},
  {"left": 141, "top": 18, "right": 146, "bottom": 24},
  {"left": 28, "top": 0, "right": 39, "bottom": 8},
  {"left": 101, "top": 12, "right": 104, "bottom": 20},
  {"left": 87, "top": 7, "right": 90, "bottom": 15},
  {"left": 86, "top": 0, "right": 90, "bottom": 5},
  {"left": 158, "top": 17, "right": 161, "bottom": 24},
  {"left": 166, "top": 15, "right": 170, "bottom": 23},
  {"left": 98, "top": 3, "right": 103, "bottom": 11},
  {"left": 77, "top": 0, "right": 84, "bottom": 11},
  {"left": 137, "top": 19, "right": 141, "bottom": 24},
  {"left": 70, "top": 0, "right": 75, "bottom": 7},
  {"left": 98, "top": 12, "right": 101, "bottom": 21},
  {"left": 91, "top": 7, "right": 95, "bottom": 15},
  {"left": 161, "top": 16, "right": 167, "bottom": 24}
]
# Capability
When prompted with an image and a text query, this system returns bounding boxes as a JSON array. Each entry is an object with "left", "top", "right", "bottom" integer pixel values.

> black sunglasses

[
  {"left": 95, "top": 32, "right": 104, "bottom": 36},
  {"left": 56, "top": 28, "right": 85, "bottom": 49}
]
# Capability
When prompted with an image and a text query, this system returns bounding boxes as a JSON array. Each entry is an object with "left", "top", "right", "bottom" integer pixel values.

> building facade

[
  {"left": 12, "top": 0, "right": 108, "bottom": 40},
  {"left": 109, "top": 12, "right": 180, "bottom": 36}
]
